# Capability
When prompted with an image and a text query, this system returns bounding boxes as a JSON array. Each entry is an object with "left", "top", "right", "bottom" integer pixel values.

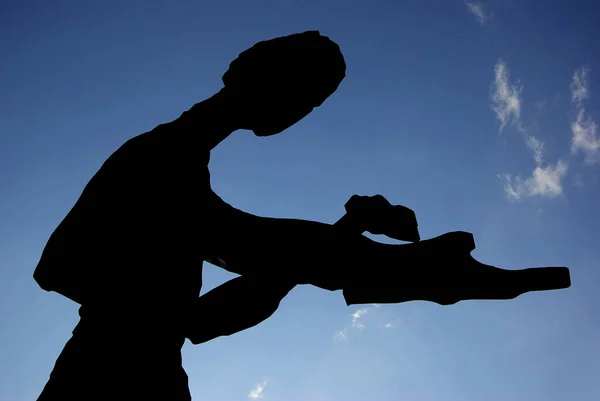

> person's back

[
  {"left": 36, "top": 121, "right": 209, "bottom": 299},
  {"left": 35, "top": 118, "right": 213, "bottom": 401}
]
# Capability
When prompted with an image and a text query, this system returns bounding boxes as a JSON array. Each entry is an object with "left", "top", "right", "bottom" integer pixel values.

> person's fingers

[
  {"left": 512, "top": 266, "right": 571, "bottom": 292},
  {"left": 343, "top": 194, "right": 366, "bottom": 212},
  {"left": 347, "top": 196, "right": 420, "bottom": 242},
  {"left": 376, "top": 205, "right": 419, "bottom": 242},
  {"left": 343, "top": 259, "right": 571, "bottom": 307},
  {"left": 455, "top": 258, "right": 571, "bottom": 300}
]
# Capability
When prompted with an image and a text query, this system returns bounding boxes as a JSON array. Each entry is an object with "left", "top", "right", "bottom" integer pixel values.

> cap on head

[{"left": 222, "top": 30, "right": 347, "bottom": 135}]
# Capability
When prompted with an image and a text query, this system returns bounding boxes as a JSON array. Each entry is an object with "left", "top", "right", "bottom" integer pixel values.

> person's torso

[{"left": 34, "top": 124, "right": 213, "bottom": 309}]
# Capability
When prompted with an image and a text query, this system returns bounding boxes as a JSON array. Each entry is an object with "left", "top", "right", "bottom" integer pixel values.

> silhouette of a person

[{"left": 33, "top": 31, "right": 570, "bottom": 401}]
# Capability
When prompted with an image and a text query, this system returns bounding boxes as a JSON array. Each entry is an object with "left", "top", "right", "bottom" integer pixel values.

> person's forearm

[
  {"left": 185, "top": 275, "right": 295, "bottom": 345},
  {"left": 206, "top": 194, "right": 414, "bottom": 291},
  {"left": 188, "top": 212, "right": 357, "bottom": 344}
]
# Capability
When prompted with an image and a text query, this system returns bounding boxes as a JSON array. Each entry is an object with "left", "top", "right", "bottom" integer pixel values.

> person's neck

[{"left": 182, "top": 89, "right": 242, "bottom": 151}]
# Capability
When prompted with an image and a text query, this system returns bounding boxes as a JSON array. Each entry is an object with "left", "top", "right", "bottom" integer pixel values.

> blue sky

[{"left": 1, "top": 0, "right": 599, "bottom": 400}]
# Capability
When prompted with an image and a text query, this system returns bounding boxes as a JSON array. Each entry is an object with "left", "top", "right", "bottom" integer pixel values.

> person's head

[{"left": 221, "top": 30, "right": 346, "bottom": 137}]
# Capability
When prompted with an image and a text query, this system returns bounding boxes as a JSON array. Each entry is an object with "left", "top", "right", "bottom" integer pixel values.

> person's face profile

[{"left": 245, "top": 90, "right": 315, "bottom": 137}]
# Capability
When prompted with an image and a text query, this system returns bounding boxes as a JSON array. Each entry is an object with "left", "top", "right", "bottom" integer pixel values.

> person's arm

[
  {"left": 203, "top": 191, "right": 570, "bottom": 300},
  {"left": 191, "top": 194, "right": 422, "bottom": 346},
  {"left": 203, "top": 191, "right": 422, "bottom": 292},
  {"left": 188, "top": 192, "right": 570, "bottom": 344},
  {"left": 187, "top": 205, "right": 376, "bottom": 345},
  {"left": 185, "top": 274, "right": 295, "bottom": 345}
]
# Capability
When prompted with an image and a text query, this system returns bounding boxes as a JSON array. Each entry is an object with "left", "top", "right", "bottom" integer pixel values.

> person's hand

[
  {"left": 344, "top": 194, "right": 420, "bottom": 242},
  {"left": 343, "top": 231, "right": 571, "bottom": 306}
]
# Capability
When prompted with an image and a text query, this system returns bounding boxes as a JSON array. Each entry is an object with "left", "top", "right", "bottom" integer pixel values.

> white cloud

[
  {"left": 466, "top": 1, "right": 488, "bottom": 25},
  {"left": 571, "top": 66, "right": 590, "bottom": 106},
  {"left": 334, "top": 305, "right": 384, "bottom": 341},
  {"left": 571, "top": 108, "right": 600, "bottom": 163},
  {"left": 249, "top": 381, "right": 267, "bottom": 399},
  {"left": 525, "top": 134, "right": 545, "bottom": 165},
  {"left": 569, "top": 66, "right": 599, "bottom": 165},
  {"left": 491, "top": 60, "right": 522, "bottom": 132},
  {"left": 384, "top": 323, "right": 393, "bottom": 329},
  {"left": 351, "top": 307, "right": 369, "bottom": 329},
  {"left": 490, "top": 60, "right": 569, "bottom": 200},
  {"left": 501, "top": 160, "right": 568, "bottom": 201}
]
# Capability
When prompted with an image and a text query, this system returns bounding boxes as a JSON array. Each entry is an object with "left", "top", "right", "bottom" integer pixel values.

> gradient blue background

[{"left": 2, "top": 1, "right": 599, "bottom": 400}]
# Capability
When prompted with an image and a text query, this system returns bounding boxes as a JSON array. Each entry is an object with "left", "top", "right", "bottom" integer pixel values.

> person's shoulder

[{"left": 123, "top": 125, "right": 210, "bottom": 163}]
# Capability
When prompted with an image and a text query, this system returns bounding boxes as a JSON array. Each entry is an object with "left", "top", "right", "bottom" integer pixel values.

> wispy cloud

[
  {"left": 500, "top": 161, "right": 568, "bottom": 201},
  {"left": 333, "top": 304, "right": 409, "bottom": 340},
  {"left": 466, "top": 1, "right": 488, "bottom": 25},
  {"left": 351, "top": 307, "right": 369, "bottom": 329},
  {"left": 571, "top": 109, "right": 600, "bottom": 163},
  {"left": 525, "top": 134, "right": 545, "bottom": 165},
  {"left": 491, "top": 60, "right": 568, "bottom": 200},
  {"left": 333, "top": 330, "right": 348, "bottom": 341},
  {"left": 574, "top": 173, "right": 584, "bottom": 187},
  {"left": 249, "top": 381, "right": 267, "bottom": 399},
  {"left": 491, "top": 60, "right": 522, "bottom": 132},
  {"left": 534, "top": 100, "right": 547, "bottom": 112},
  {"left": 571, "top": 66, "right": 590, "bottom": 106},
  {"left": 570, "top": 67, "right": 600, "bottom": 165},
  {"left": 334, "top": 305, "right": 379, "bottom": 341}
]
